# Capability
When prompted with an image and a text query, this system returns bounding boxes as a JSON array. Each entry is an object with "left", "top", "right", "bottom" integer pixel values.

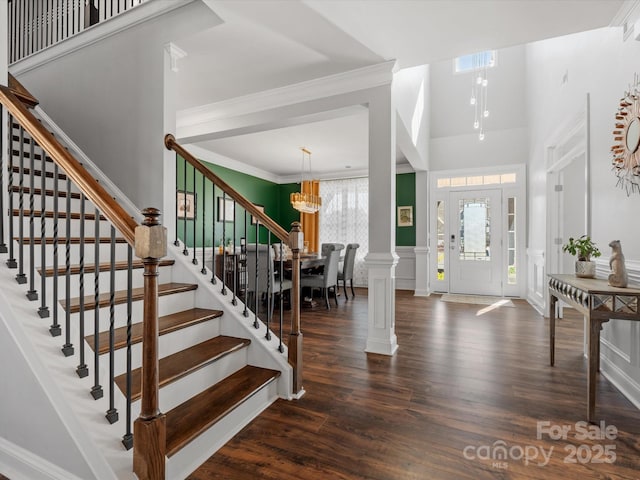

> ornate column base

[{"left": 364, "top": 252, "right": 399, "bottom": 356}]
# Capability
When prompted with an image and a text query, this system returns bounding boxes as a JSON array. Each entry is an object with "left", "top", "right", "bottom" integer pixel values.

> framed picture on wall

[
  {"left": 217, "top": 196, "right": 235, "bottom": 222},
  {"left": 397, "top": 206, "right": 413, "bottom": 227},
  {"left": 177, "top": 191, "right": 196, "bottom": 220},
  {"left": 251, "top": 205, "right": 265, "bottom": 225}
]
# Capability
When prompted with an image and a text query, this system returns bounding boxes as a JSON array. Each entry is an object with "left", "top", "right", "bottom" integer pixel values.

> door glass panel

[
  {"left": 459, "top": 198, "right": 490, "bottom": 261},
  {"left": 508, "top": 197, "right": 517, "bottom": 284},
  {"left": 436, "top": 200, "right": 445, "bottom": 280}
]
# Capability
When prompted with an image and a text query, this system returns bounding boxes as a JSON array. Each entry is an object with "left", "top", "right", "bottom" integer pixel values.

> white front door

[{"left": 449, "top": 189, "right": 503, "bottom": 296}]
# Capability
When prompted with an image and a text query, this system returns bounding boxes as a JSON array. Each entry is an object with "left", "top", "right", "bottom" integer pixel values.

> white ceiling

[{"left": 174, "top": 0, "right": 626, "bottom": 181}]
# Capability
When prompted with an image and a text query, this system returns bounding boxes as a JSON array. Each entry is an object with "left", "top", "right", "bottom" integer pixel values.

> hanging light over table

[{"left": 290, "top": 147, "right": 322, "bottom": 213}]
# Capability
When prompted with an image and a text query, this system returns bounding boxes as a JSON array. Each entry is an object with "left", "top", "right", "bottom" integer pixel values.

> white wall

[
  {"left": 429, "top": 44, "right": 529, "bottom": 171},
  {"left": 14, "top": 2, "right": 219, "bottom": 212},
  {"left": 527, "top": 26, "right": 640, "bottom": 408},
  {"left": 394, "top": 64, "right": 429, "bottom": 170},
  {"left": 0, "top": 300, "right": 96, "bottom": 479}
]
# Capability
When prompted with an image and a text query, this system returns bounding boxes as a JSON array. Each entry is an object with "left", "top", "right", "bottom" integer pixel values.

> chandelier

[
  {"left": 290, "top": 147, "right": 322, "bottom": 214},
  {"left": 468, "top": 51, "right": 494, "bottom": 141}
]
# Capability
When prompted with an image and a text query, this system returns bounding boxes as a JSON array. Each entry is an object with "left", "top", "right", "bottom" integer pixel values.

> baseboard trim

[
  {"left": 527, "top": 295, "right": 545, "bottom": 316},
  {"left": 0, "top": 438, "right": 85, "bottom": 480},
  {"left": 600, "top": 356, "right": 640, "bottom": 412}
]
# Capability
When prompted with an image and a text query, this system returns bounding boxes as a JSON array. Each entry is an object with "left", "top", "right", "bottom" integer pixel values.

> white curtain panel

[{"left": 319, "top": 177, "right": 369, "bottom": 286}]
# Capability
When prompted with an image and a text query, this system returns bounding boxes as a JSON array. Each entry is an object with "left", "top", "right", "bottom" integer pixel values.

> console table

[{"left": 548, "top": 273, "right": 640, "bottom": 422}]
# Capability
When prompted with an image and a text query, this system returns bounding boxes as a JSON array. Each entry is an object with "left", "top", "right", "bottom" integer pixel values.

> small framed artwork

[
  {"left": 217, "top": 196, "right": 235, "bottom": 222},
  {"left": 251, "top": 205, "right": 265, "bottom": 225},
  {"left": 397, "top": 206, "right": 413, "bottom": 227},
  {"left": 177, "top": 191, "right": 196, "bottom": 220}
]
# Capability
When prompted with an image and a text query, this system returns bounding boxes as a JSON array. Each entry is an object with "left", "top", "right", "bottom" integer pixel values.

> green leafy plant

[{"left": 562, "top": 235, "right": 601, "bottom": 261}]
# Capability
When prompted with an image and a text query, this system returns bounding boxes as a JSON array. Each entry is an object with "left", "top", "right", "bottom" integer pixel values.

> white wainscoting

[
  {"left": 395, "top": 246, "right": 416, "bottom": 291},
  {"left": 526, "top": 249, "right": 545, "bottom": 315},
  {"left": 594, "top": 257, "right": 640, "bottom": 410}
]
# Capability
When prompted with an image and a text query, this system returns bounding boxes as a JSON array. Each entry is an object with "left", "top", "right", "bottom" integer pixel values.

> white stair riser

[
  {"left": 112, "top": 347, "right": 250, "bottom": 426},
  {"left": 39, "top": 266, "right": 173, "bottom": 297},
  {"left": 7, "top": 241, "right": 131, "bottom": 267},
  {"left": 83, "top": 317, "right": 223, "bottom": 379},
  {"left": 166, "top": 378, "right": 278, "bottom": 480},
  {"left": 12, "top": 216, "right": 112, "bottom": 238},
  {"left": 46, "top": 289, "right": 198, "bottom": 334}
]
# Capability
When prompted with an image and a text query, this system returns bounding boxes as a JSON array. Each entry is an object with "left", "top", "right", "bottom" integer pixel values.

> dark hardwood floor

[{"left": 188, "top": 290, "right": 640, "bottom": 479}]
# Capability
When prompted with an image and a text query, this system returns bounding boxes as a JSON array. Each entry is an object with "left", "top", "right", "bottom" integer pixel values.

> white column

[
  {"left": 414, "top": 170, "right": 429, "bottom": 296},
  {"left": 365, "top": 84, "right": 398, "bottom": 356}
]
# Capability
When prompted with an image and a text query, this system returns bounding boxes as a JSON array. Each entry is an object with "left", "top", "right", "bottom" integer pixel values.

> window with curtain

[{"left": 319, "top": 177, "right": 369, "bottom": 286}]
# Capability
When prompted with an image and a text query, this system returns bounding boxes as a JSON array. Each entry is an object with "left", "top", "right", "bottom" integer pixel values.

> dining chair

[
  {"left": 321, "top": 242, "right": 344, "bottom": 257},
  {"left": 246, "top": 243, "right": 292, "bottom": 319},
  {"left": 300, "top": 245, "right": 341, "bottom": 309},
  {"left": 338, "top": 243, "right": 359, "bottom": 299}
]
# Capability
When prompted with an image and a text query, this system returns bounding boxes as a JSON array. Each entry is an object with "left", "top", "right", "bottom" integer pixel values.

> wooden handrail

[
  {"left": 0, "top": 85, "right": 138, "bottom": 245},
  {"left": 164, "top": 134, "right": 289, "bottom": 243}
]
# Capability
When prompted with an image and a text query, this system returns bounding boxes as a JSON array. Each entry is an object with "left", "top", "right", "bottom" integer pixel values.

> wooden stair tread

[
  {"left": 11, "top": 185, "right": 81, "bottom": 199},
  {"left": 86, "top": 307, "right": 222, "bottom": 354},
  {"left": 115, "top": 336, "right": 249, "bottom": 401},
  {"left": 62, "top": 282, "right": 197, "bottom": 313},
  {"left": 166, "top": 365, "right": 280, "bottom": 457},
  {"left": 38, "top": 259, "right": 174, "bottom": 277},
  {"left": 12, "top": 209, "right": 106, "bottom": 220},
  {"left": 15, "top": 237, "right": 128, "bottom": 244}
]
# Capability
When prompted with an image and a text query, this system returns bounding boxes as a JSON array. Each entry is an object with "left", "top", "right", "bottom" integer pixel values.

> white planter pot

[{"left": 575, "top": 260, "right": 596, "bottom": 278}]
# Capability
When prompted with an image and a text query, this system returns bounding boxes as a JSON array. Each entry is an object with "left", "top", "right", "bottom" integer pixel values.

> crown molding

[
  {"left": 183, "top": 144, "right": 281, "bottom": 185},
  {"left": 611, "top": 0, "right": 640, "bottom": 27},
  {"left": 177, "top": 60, "right": 397, "bottom": 131}
]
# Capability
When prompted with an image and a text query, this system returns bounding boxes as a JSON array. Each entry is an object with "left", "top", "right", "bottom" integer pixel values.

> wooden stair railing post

[
  {"left": 133, "top": 208, "right": 167, "bottom": 480},
  {"left": 288, "top": 222, "right": 304, "bottom": 395}
]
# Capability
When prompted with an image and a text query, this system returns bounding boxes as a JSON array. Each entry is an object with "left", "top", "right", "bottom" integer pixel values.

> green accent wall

[
  {"left": 176, "top": 157, "right": 299, "bottom": 248},
  {"left": 177, "top": 158, "right": 415, "bottom": 248},
  {"left": 396, "top": 173, "right": 416, "bottom": 246}
]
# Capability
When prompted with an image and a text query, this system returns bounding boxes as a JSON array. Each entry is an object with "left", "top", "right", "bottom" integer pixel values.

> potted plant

[{"left": 562, "top": 235, "right": 601, "bottom": 278}]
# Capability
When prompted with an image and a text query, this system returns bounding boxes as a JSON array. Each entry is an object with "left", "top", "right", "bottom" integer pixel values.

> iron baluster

[
  {"left": 182, "top": 155, "right": 188, "bottom": 256},
  {"left": 26, "top": 131, "right": 37, "bottom": 300},
  {"left": 253, "top": 221, "right": 259, "bottom": 329},
  {"left": 16, "top": 124, "right": 26, "bottom": 284},
  {"left": 61, "top": 177, "right": 73, "bottom": 357},
  {"left": 265, "top": 232, "right": 272, "bottom": 341},
  {"left": 210, "top": 187, "right": 216, "bottom": 285},
  {"left": 38, "top": 151, "right": 49, "bottom": 318},
  {"left": 242, "top": 210, "right": 248, "bottom": 317},
  {"left": 231, "top": 200, "right": 237, "bottom": 306},
  {"left": 49, "top": 163, "right": 61, "bottom": 337},
  {"left": 192, "top": 164, "right": 197, "bottom": 265},
  {"left": 6, "top": 115, "right": 16, "bottom": 268},
  {"left": 221, "top": 192, "right": 228, "bottom": 295},
  {"left": 201, "top": 173, "right": 206, "bottom": 275},
  {"left": 122, "top": 244, "right": 133, "bottom": 450},
  {"left": 279, "top": 242, "right": 284, "bottom": 353},
  {"left": 105, "top": 225, "right": 118, "bottom": 424},
  {"left": 174, "top": 152, "right": 179, "bottom": 246},
  {"left": 0, "top": 105, "right": 6, "bottom": 254},
  {"left": 76, "top": 194, "right": 88, "bottom": 377},
  {"left": 90, "top": 207, "right": 103, "bottom": 400}
]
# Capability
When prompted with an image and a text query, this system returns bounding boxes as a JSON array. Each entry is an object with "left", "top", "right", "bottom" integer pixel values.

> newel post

[
  {"left": 288, "top": 222, "right": 304, "bottom": 396},
  {"left": 133, "top": 208, "right": 167, "bottom": 480}
]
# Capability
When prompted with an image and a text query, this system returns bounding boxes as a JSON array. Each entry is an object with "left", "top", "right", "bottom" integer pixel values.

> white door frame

[
  {"left": 545, "top": 95, "right": 590, "bottom": 313},
  {"left": 429, "top": 164, "right": 527, "bottom": 297}
]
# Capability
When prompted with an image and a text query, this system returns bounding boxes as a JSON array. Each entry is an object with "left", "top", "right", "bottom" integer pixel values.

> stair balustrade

[
  {"left": 164, "top": 134, "right": 305, "bottom": 395},
  {"left": 0, "top": 84, "right": 166, "bottom": 477},
  {"left": 8, "top": 0, "right": 148, "bottom": 64}
]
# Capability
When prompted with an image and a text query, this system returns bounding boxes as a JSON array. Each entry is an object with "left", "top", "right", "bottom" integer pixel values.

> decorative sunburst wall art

[{"left": 612, "top": 73, "right": 640, "bottom": 195}]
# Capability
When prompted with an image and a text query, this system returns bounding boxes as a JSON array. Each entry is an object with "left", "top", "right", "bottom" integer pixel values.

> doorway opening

[{"left": 429, "top": 164, "right": 526, "bottom": 297}]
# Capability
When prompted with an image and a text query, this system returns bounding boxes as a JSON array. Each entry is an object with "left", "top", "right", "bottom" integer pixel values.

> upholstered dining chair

[
  {"left": 321, "top": 242, "right": 344, "bottom": 257},
  {"left": 246, "top": 244, "right": 292, "bottom": 319},
  {"left": 300, "top": 245, "right": 341, "bottom": 309},
  {"left": 338, "top": 243, "right": 359, "bottom": 299}
]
